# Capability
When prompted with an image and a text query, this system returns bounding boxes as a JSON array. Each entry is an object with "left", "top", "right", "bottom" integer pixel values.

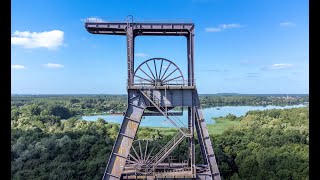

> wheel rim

[
  {"left": 133, "top": 58, "right": 185, "bottom": 86},
  {"left": 126, "top": 139, "right": 159, "bottom": 166}
]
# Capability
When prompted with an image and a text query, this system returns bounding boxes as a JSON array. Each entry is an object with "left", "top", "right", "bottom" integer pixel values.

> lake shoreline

[{"left": 82, "top": 104, "right": 307, "bottom": 127}]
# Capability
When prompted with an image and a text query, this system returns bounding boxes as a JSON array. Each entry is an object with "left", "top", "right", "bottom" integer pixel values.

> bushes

[{"left": 226, "top": 113, "right": 237, "bottom": 121}]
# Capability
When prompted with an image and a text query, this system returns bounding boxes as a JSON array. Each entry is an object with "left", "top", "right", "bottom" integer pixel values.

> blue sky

[{"left": 11, "top": 0, "right": 309, "bottom": 94}]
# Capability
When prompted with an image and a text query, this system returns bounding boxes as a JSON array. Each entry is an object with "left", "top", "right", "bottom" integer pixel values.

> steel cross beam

[{"left": 84, "top": 19, "right": 195, "bottom": 87}]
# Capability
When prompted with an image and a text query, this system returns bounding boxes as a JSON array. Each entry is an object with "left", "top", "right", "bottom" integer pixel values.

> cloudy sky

[{"left": 11, "top": 0, "right": 309, "bottom": 94}]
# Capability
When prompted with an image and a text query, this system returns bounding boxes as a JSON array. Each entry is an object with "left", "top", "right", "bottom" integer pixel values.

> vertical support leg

[
  {"left": 126, "top": 27, "right": 134, "bottom": 86},
  {"left": 188, "top": 107, "right": 192, "bottom": 167},
  {"left": 194, "top": 91, "right": 221, "bottom": 180},
  {"left": 186, "top": 29, "right": 195, "bottom": 86},
  {"left": 190, "top": 30, "right": 194, "bottom": 85},
  {"left": 191, "top": 106, "right": 196, "bottom": 175},
  {"left": 188, "top": 96, "right": 196, "bottom": 174},
  {"left": 103, "top": 91, "right": 146, "bottom": 180},
  {"left": 187, "top": 36, "right": 190, "bottom": 86}
]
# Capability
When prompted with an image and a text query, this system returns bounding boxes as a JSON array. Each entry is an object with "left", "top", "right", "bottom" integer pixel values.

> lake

[{"left": 82, "top": 104, "right": 307, "bottom": 127}]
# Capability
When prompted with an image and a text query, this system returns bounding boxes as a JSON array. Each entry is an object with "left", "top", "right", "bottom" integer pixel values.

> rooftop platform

[{"left": 84, "top": 19, "right": 194, "bottom": 36}]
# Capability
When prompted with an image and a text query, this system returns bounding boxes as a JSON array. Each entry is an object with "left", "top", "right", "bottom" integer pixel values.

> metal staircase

[
  {"left": 138, "top": 89, "right": 191, "bottom": 174},
  {"left": 139, "top": 89, "right": 190, "bottom": 136},
  {"left": 143, "top": 130, "right": 185, "bottom": 173}
]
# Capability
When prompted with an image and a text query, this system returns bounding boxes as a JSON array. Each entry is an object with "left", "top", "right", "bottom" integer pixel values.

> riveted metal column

[
  {"left": 187, "top": 27, "right": 195, "bottom": 86},
  {"left": 190, "top": 28, "right": 195, "bottom": 86},
  {"left": 103, "top": 90, "right": 146, "bottom": 180},
  {"left": 126, "top": 26, "right": 134, "bottom": 87},
  {"left": 188, "top": 107, "right": 191, "bottom": 167},
  {"left": 191, "top": 92, "right": 196, "bottom": 175},
  {"left": 187, "top": 36, "right": 191, "bottom": 86}
]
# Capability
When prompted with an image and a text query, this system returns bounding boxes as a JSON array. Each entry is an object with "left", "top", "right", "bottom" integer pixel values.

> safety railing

[
  {"left": 142, "top": 130, "right": 186, "bottom": 174},
  {"left": 140, "top": 90, "right": 188, "bottom": 129},
  {"left": 130, "top": 79, "right": 196, "bottom": 87}
]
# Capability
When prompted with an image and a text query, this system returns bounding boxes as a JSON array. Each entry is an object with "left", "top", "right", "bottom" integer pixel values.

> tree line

[{"left": 12, "top": 94, "right": 309, "bottom": 116}]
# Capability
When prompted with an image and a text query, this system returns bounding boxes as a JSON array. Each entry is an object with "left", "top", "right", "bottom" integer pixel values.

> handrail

[
  {"left": 148, "top": 131, "right": 183, "bottom": 162},
  {"left": 131, "top": 79, "right": 196, "bottom": 86},
  {"left": 143, "top": 131, "right": 185, "bottom": 173},
  {"left": 143, "top": 89, "right": 188, "bottom": 128},
  {"left": 139, "top": 90, "right": 188, "bottom": 135},
  {"left": 138, "top": 89, "right": 191, "bottom": 174}
]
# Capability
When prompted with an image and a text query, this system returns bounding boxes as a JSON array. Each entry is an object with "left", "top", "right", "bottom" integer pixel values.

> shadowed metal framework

[{"left": 85, "top": 16, "right": 221, "bottom": 180}]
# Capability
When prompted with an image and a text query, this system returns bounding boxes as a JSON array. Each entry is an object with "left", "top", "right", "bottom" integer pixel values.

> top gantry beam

[
  {"left": 84, "top": 19, "right": 195, "bottom": 87},
  {"left": 85, "top": 22, "right": 194, "bottom": 36}
]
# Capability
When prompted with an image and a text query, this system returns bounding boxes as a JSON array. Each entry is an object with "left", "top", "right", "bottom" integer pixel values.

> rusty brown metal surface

[
  {"left": 103, "top": 92, "right": 146, "bottom": 180},
  {"left": 85, "top": 16, "right": 220, "bottom": 180}
]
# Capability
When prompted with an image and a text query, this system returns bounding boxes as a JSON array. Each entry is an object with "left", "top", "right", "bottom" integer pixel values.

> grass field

[
  {"left": 148, "top": 127, "right": 177, "bottom": 136},
  {"left": 146, "top": 118, "right": 241, "bottom": 136},
  {"left": 74, "top": 116, "right": 241, "bottom": 136},
  {"left": 207, "top": 118, "right": 241, "bottom": 135}
]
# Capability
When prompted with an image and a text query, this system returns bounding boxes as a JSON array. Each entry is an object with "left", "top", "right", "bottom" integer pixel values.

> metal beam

[
  {"left": 102, "top": 91, "right": 146, "bottom": 180},
  {"left": 84, "top": 20, "right": 195, "bottom": 89}
]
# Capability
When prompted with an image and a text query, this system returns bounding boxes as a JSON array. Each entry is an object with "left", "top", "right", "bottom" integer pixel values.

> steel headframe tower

[{"left": 85, "top": 16, "right": 221, "bottom": 180}]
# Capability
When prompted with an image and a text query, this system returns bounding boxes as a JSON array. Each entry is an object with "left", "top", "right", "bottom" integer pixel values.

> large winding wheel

[
  {"left": 125, "top": 139, "right": 161, "bottom": 175},
  {"left": 133, "top": 58, "right": 185, "bottom": 86}
]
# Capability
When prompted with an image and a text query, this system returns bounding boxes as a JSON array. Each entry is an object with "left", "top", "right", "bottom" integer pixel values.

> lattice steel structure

[{"left": 85, "top": 16, "right": 221, "bottom": 180}]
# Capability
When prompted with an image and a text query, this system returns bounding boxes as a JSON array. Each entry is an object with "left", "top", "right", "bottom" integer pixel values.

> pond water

[{"left": 82, "top": 104, "right": 307, "bottom": 127}]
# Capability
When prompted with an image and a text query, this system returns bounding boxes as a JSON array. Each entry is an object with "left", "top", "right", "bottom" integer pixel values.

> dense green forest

[
  {"left": 11, "top": 95, "right": 128, "bottom": 115},
  {"left": 211, "top": 107, "right": 309, "bottom": 179},
  {"left": 199, "top": 95, "right": 308, "bottom": 108},
  {"left": 11, "top": 95, "right": 309, "bottom": 179}
]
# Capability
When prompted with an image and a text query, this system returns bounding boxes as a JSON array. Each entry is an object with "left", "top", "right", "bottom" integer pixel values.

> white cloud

[
  {"left": 221, "top": 24, "right": 242, "bottom": 29},
  {"left": 205, "top": 23, "right": 243, "bottom": 32},
  {"left": 11, "top": 30, "right": 64, "bottom": 49},
  {"left": 135, "top": 53, "right": 148, "bottom": 57},
  {"left": 263, "top": 63, "right": 293, "bottom": 70},
  {"left": 280, "top": 22, "right": 296, "bottom": 27},
  {"left": 205, "top": 27, "right": 222, "bottom": 32},
  {"left": 81, "top": 17, "right": 104, "bottom": 22},
  {"left": 43, "top": 63, "right": 64, "bottom": 68},
  {"left": 11, "top": 64, "right": 26, "bottom": 69}
]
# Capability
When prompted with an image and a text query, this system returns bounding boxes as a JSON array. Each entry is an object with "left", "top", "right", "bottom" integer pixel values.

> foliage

[
  {"left": 11, "top": 95, "right": 309, "bottom": 179},
  {"left": 211, "top": 107, "right": 309, "bottom": 179},
  {"left": 199, "top": 95, "right": 308, "bottom": 108}
]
